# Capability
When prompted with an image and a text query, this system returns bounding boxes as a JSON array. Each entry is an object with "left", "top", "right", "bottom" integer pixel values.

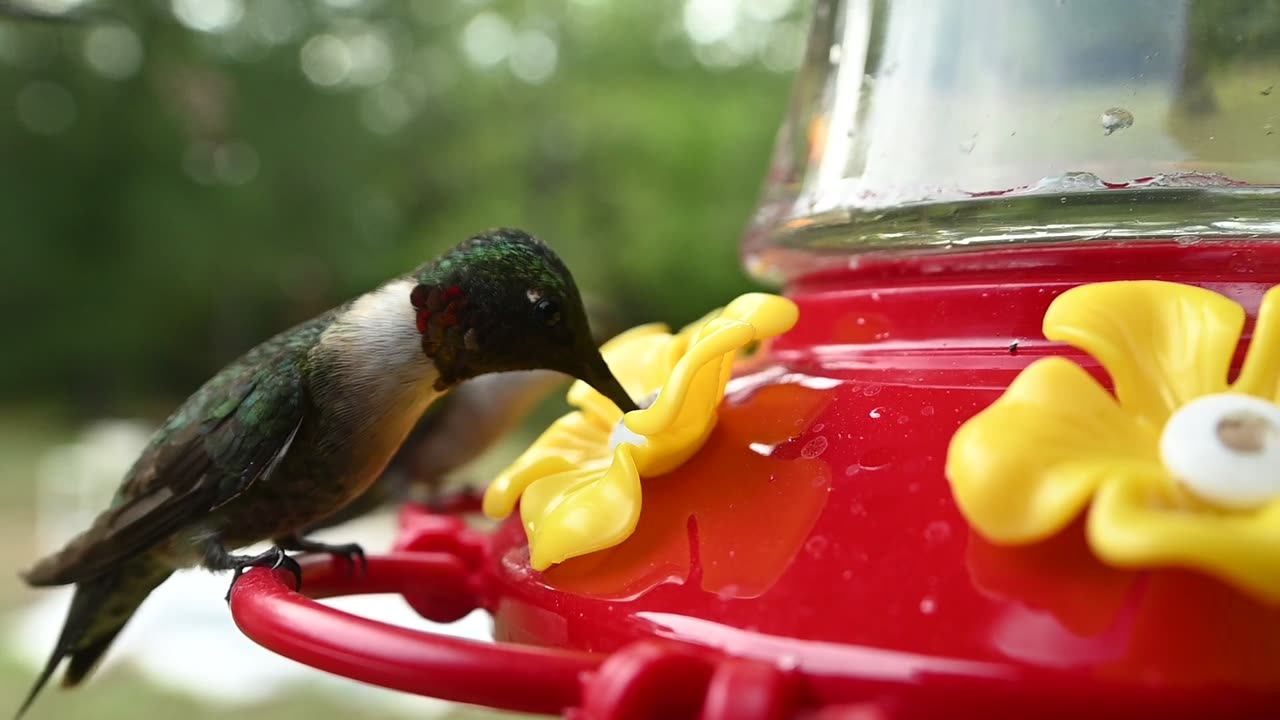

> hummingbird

[
  {"left": 308, "top": 370, "right": 569, "bottom": 529},
  {"left": 310, "top": 298, "right": 621, "bottom": 530},
  {"left": 15, "top": 228, "right": 637, "bottom": 718}
]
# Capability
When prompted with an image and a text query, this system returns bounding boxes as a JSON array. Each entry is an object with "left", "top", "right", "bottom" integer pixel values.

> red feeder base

[{"left": 233, "top": 243, "right": 1280, "bottom": 719}]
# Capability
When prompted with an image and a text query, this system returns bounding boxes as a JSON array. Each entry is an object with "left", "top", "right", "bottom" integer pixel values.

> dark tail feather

[
  {"left": 16, "top": 562, "right": 172, "bottom": 719},
  {"left": 15, "top": 579, "right": 106, "bottom": 720},
  {"left": 62, "top": 625, "right": 127, "bottom": 688},
  {"left": 16, "top": 631, "right": 71, "bottom": 720}
]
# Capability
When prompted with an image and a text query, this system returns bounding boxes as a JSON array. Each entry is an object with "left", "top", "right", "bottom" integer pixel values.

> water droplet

[
  {"left": 924, "top": 521, "right": 952, "bottom": 543},
  {"left": 869, "top": 407, "right": 885, "bottom": 419},
  {"left": 717, "top": 584, "right": 744, "bottom": 600},
  {"left": 1174, "top": 234, "right": 1201, "bottom": 247},
  {"left": 896, "top": 415, "right": 909, "bottom": 425},
  {"left": 858, "top": 448, "right": 892, "bottom": 471},
  {"left": 844, "top": 464, "right": 861, "bottom": 476},
  {"left": 959, "top": 135, "right": 976, "bottom": 154},
  {"left": 812, "top": 423, "right": 825, "bottom": 432},
  {"left": 841, "top": 569, "right": 853, "bottom": 580},
  {"left": 919, "top": 597, "right": 937, "bottom": 615},
  {"left": 778, "top": 655, "right": 800, "bottom": 671},
  {"left": 862, "top": 384, "right": 882, "bottom": 397},
  {"left": 801, "top": 436, "right": 829, "bottom": 458},
  {"left": 811, "top": 474, "right": 828, "bottom": 488},
  {"left": 805, "top": 535, "right": 829, "bottom": 556},
  {"left": 920, "top": 406, "right": 935, "bottom": 417},
  {"left": 1100, "top": 106, "right": 1134, "bottom": 135},
  {"left": 1229, "top": 250, "right": 1258, "bottom": 273}
]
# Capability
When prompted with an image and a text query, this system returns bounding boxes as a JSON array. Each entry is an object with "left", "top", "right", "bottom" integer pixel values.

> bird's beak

[{"left": 580, "top": 352, "right": 638, "bottom": 414}]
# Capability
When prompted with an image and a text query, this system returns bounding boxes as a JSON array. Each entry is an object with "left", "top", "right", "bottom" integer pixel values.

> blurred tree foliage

[{"left": 0, "top": 0, "right": 805, "bottom": 416}]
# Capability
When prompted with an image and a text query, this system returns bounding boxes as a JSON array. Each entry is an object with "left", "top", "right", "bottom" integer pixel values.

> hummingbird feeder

[{"left": 230, "top": 1, "right": 1280, "bottom": 717}]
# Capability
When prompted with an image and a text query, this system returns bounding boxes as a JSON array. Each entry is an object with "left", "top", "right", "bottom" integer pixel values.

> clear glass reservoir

[{"left": 745, "top": 0, "right": 1280, "bottom": 281}]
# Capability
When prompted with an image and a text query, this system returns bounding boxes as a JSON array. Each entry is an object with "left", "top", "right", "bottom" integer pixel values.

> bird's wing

[{"left": 22, "top": 355, "right": 308, "bottom": 587}]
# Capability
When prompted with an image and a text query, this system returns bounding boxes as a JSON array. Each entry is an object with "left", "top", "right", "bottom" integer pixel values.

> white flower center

[
  {"left": 1160, "top": 393, "right": 1280, "bottom": 509},
  {"left": 608, "top": 390, "right": 658, "bottom": 452}
]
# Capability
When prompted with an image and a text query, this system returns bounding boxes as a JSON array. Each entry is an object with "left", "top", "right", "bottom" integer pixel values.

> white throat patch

[{"left": 319, "top": 278, "right": 438, "bottom": 403}]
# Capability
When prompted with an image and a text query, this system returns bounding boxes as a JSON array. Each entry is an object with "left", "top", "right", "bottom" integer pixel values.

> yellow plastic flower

[
  {"left": 483, "top": 293, "right": 799, "bottom": 570},
  {"left": 947, "top": 280, "right": 1280, "bottom": 603}
]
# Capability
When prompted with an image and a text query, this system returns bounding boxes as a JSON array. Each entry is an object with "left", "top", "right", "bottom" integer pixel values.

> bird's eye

[{"left": 533, "top": 298, "right": 562, "bottom": 327}]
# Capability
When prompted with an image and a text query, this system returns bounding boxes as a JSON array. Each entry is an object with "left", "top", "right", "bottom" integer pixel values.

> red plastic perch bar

[{"left": 229, "top": 554, "right": 599, "bottom": 716}]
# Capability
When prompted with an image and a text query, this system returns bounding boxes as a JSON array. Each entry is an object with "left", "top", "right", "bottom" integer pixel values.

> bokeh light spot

[{"left": 82, "top": 25, "right": 144, "bottom": 80}]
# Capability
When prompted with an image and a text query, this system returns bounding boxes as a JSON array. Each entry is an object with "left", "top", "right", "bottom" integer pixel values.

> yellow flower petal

[
  {"left": 519, "top": 466, "right": 609, "bottom": 531},
  {"left": 950, "top": 280, "right": 1280, "bottom": 603},
  {"left": 483, "top": 412, "right": 609, "bottom": 519},
  {"left": 1089, "top": 473, "right": 1280, "bottom": 604},
  {"left": 625, "top": 319, "right": 753, "bottom": 436},
  {"left": 674, "top": 307, "right": 723, "bottom": 345},
  {"left": 601, "top": 322, "right": 671, "bottom": 355},
  {"left": 483, "top": 455, "right": 579, "bottom": 519},
  {"left": 1043, "top": 281, "right": 1243, "bottom": 429},
  {"left": 626, "top": 294, "right": 799, "bottom": 439},
  {"left": 947, "top": 357, "right": 1160, "bottom": 543},
  {"left": 720, "top": 292, "right": 800, "bottom": 337},
  {"left": 566, "top": 381, "right": 624, "bottom": 428},
  {"left": 567, "top": 325, "right": 673, "bottom": 424},
  {"left": 1234, "top": 285, "right": 1280, "bottom": 401},
  {"left": 485, "top": 292, "right": 800, "bottom": 571},
  {"left": 523, "top": 448, "right": 642, "bottom": 570}
]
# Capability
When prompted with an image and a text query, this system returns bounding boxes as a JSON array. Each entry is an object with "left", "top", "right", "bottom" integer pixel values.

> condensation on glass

[{"left": 744, "top": 0, "right": 1280, "bottom": 282}]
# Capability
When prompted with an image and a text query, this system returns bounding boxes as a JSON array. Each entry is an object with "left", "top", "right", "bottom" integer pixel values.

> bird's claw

[
  {"left": 223, "top": 546, "right": 303, "bottom": 602},
  {"left": 318, "top": 542, "right": 367, "bottom": 576},
  {"left": 341, "top": 544, "right": 367, "bottom": 576},
  {"left": 280, "top": 537, "right": 367, "bottom": 577}
]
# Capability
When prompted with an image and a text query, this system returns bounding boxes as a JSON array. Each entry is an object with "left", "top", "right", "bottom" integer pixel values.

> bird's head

[{"left": 411, "top": 228, "right": 637, "bottom": 413}]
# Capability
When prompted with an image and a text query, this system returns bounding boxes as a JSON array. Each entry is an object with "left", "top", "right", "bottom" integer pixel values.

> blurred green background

[{"left": 0, "top": 0, "right": 803, "bottom": 717}]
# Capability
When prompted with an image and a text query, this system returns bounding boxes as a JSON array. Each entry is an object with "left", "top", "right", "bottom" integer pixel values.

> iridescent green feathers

[
  {"left": 416, "top": 228, "right": 575, "bottom": 299},
  {"left": 21, "top": 315, "right": 325, "bottom": 587},
  {"left": 410, "top": 228, "right": 590, "bottom": 387}
]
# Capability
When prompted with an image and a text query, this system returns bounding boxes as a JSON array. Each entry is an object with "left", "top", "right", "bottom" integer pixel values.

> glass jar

[{"left": 744, "top": 0, "right": 1280, "bottom": 282}]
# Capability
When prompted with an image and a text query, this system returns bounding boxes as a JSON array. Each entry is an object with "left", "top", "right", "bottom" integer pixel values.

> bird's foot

[
  {"left": 211, "top": 546, "right": 303, "bottom": 602},
  {"left": 277, "top": 535, "right": 367, "bottom": 576}
]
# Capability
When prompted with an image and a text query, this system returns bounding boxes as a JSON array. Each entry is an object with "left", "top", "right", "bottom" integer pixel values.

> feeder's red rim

[{"left": 229, "top": 552, "right": 1280, "bottom": 719}]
